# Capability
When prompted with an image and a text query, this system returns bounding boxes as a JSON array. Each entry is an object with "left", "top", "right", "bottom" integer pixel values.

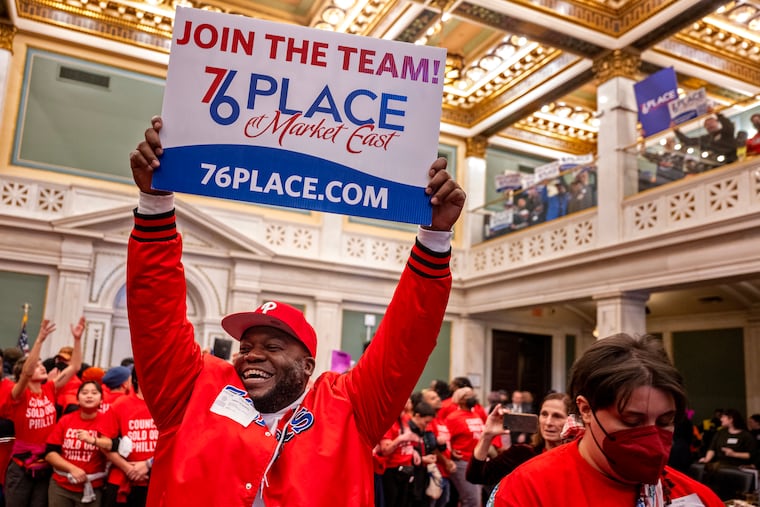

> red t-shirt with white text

[{"left": 47, "top": 410, "right": 118, "bottom": 492}]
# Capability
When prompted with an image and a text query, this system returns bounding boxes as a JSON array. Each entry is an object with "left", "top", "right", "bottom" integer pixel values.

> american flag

[{"left": 18, "top": 306, "right": 29, "bottom": 355}]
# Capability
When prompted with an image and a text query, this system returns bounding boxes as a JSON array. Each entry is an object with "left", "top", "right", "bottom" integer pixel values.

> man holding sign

[{"left": 127, "top": 116, "right": 465, "bottom": 507}]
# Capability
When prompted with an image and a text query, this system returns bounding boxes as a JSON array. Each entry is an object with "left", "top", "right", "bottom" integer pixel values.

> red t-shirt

[
  {"left": 747, "top": 133, "right": 760, "bottom": 156},
  {"left": 438, "top": 399, "right": 487, "bottom": 422},
  {"left": 99, "top": 389, "right": 128, "bottom": 414},
  {"left": 444, "top": 408, "right": 485, "bottom": 462},
  {"left": 103, "top": 389, "right": 127, "bottom": 405},
  {"left": 7, "top": 381, "right": 58, "bottom": 446},
  {"left": 491, "top": 439, "right": 724, "bottom": 507},
  {"left": 0, "top": 378, "right": 14, "bottom": 418},
  {"left": 438, "top": 398, "right": 457, "bottom": 421},
  {"left": 381, "top": 420, "right": 416, "bottom": 468},
  {"left": 47, "top": 410, "right": 118, "bottom": 492},
  {"left": 107, "top": 395, "right": 157, "bottom": 487},
  {"left": 428, "top": 416, "right": 453, "bottom": 477},
  {"left": 56, "top": 375, "right": 82, "bottom": 410}
]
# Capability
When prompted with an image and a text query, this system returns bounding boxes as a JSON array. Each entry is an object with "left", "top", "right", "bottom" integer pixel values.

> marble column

[
  {"left": 593, "top": 290, "right": 649, "bottom": 339},
  {"left": 592, "top": 50, "right": 640, "bottom": 247},
  {"left": 51, "top": 237, "right": 94, "bottom": 361},
  {"left": 463, "top": 136, "right": 488, "bottom": 248},
  {"left": 450, "top": 315, "right": 488, "bottom": 398},
  {"left": 312, "top": 297, "right": 342, "bottom": 376},
  {"left": 0, "top": 24, "right": 16, "bottom": 126}
]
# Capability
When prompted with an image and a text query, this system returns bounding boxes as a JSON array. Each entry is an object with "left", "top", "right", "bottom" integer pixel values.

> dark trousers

[
  {"left": 4, "top": 460, "right": 49, "bottom": 507},
  {"left": 383, "top": 466, "right": 414, "bottom": 507},
  {"left": 102, "top": 482, "right": 149, "bottom": 507}
]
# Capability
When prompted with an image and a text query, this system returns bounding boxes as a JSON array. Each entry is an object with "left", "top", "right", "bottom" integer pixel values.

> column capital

[
  {"left": 592, "top": 49, "right": 640, "bottom": 85},
  {"left": 0, "top": 24, "right": 17, "bottom": 53},
  {"left": 465, "top": 135, "right": 488, "bottom": 159}
]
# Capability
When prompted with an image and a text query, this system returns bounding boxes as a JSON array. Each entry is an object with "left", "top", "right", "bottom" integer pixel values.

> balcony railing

[{"left": 466, "top": 156, "right": 760, "bottom": 278}]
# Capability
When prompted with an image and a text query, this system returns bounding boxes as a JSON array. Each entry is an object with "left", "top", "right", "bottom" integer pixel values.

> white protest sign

[
  {"left": 155, "top": 7, "right": 446, "bottom": 225},
  {"left": 489, "top": 209, "right": 513, "bottom": 232},
  {"left": 668, "top": 88, "right": 708, "bottom": 125},
  {"left": 534, "top": 161, "right": 559, "bottom": 182},
  {"left": 494, "top": 172, "right": 522, "bottom": 192},
  {"left": 557, "top": 154, "right": 594, "bottom": 170}
]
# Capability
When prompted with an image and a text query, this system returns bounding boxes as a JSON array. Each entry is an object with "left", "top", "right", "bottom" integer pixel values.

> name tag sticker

[
  {"left": 726, "top": 437, "right": 738, "bottom": 444},
  {"left": 670, "top": 493, "right": 705, "bottom": 506},
  {"left": 210, "top": 385, "right": 258, "bottom": 427}
]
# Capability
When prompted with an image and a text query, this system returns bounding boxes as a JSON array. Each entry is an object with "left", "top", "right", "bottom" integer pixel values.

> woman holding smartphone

[{"left": 466, "top": 393, "right": 570, "bottom": 490}]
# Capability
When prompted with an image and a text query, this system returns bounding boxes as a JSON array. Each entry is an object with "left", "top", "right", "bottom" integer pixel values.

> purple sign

[
  {"left": 330, "top": 350, "right": 352, "bottom": 373},
  {"left": 633, "top": 67, "right": 678, "bottom": 137}
]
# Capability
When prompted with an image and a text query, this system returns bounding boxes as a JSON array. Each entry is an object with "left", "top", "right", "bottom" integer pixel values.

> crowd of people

[
  {"left": 2, "top": 337, "right": 758, "bottom": 507},
  {"left": 639, "top": 110, "right": 760, "bottom": 191},
  {"left": 370, "top": 372, "right": 760, "bottom": 507},
  {"left": 0, "top": 115, "right": 756, "bottom": 507},
  {"left": 487, "top": 168, "right": 597, "bottom": 239},
  {"left": 0, "top": 320, "right": 157, "bottom": 507}
]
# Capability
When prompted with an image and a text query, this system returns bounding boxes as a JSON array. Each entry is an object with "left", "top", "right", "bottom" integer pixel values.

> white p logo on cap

[{"left": 258, "top": 302, "right": 278, "bottom": 314}]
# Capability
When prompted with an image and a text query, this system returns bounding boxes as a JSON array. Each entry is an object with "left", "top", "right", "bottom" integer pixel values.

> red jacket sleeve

[
  {"left": 127, "top": 209, "right": 203, "bottom": 433},
  {"left": 343, "top": 239, "right": 452, "bottom": 445}
]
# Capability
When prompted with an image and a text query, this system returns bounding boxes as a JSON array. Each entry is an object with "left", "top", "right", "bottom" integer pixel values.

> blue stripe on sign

[{"left": 152, "top": 145, "right": 432, "bottom": 225}]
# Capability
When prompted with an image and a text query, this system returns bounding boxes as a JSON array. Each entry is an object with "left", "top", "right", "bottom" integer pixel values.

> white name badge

[
  {"left": 727, "top": 437, "right": 738, "bottom": 444},
  {"left": 210, "top": 385, "right": 258, "bottom": 427},
  {"left": 670, "top": 493, "right": 705, "bottom": 506}
]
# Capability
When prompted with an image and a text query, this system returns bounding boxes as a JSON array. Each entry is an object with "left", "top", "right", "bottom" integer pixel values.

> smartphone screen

[{"left": 503, "top": 413, "right": 539, "bottom": 434}]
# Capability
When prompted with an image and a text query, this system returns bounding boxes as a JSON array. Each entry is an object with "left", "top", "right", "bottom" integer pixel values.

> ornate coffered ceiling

[{"left": 3, "top": 0, "right": 760, "bottom": 155}]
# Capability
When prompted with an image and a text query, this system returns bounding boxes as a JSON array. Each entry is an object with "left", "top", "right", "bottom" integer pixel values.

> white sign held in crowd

[
  {"left": 495, "top": 172, "right": 523, "bottom": 192},
  {"left": 533, "top": 161, "right": 560, "bottom": 182},
  {"left": 154, "top": 7, "right": 446, "bottom": 225},
  {"left": 668, "top": 88, "right": 709, "bottom": 125},
  {"left": 558, "top": 154, "right": 594, "bottom": 170}
]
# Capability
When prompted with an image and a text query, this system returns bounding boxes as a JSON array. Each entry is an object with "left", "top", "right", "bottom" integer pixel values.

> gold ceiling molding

[
  {"left": 679, "top": 20, "right": 760, "bottom": 65},
  {"left": 439, "top": 51, "right": 578, "bottom": 129},
  {"left": 498, "top": 126, "right": 596, "bottom": 155},
  {"left": 17, "top": 0, "right": 171, "bottom": 52},
  {"left": 517, "top": 113, "right": 598, "bottom": 143},
  {"left": 535, "top": 101, "right": 599, "bottom": 135},
  {"left": 463, "top": 50, "right": 571, "bottom": 126},
  {"left": 465, "top": 135, "right": 488, "bottom": 158},
  {"left": 592, "top": 49, "right": 640, "bottom": 84},
  {"left": 714, "top": 1, "right": 760, "bottom": 30},
  {"left": 446, "top": 45, "right": 557, "bottom": 110},
  {"left": 15, "top": 0, "right": 291, "bottom": 53},
  {"left": 657, "top": 37, "right": 760, "bottom": 86},
  {"left": 498, "top": 0, "right": 678, "bottom": 36},
  {"left": 311, "top": 0, "right": 395, "bottom": 34},
  {"left": 345, "top": 0, "right": 399, "bottom": 36},
  {"left": 0, "top": 24, "right": 17, "bottom": 52},
  {"left": 440, "top": 104, "right": 475, "bottom": 128}
]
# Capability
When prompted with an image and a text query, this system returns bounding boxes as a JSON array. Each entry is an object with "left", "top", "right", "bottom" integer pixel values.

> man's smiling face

[{"left": 233, "top": 326, "right": 315, "bottom": 413}]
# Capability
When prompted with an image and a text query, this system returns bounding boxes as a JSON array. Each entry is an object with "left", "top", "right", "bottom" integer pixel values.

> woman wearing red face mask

[{"left": 488, "top": 334, "right": 723, "bottom": 507}]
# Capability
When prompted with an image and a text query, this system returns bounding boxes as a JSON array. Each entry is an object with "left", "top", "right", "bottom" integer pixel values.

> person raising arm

[{"left": 127, "top": 116, "right": 466, "bottom": 507}]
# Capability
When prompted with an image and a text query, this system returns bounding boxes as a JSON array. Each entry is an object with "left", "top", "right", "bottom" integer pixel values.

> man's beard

[{"left": 251, "top": 358, "right": 310, "bottom": 414}]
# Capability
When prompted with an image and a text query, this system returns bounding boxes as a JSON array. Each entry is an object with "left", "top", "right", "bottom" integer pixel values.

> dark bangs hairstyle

[{"left": 568, "top": 334, "right": 687, "bottom": 423}]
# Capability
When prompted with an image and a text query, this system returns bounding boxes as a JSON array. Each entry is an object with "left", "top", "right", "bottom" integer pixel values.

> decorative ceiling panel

[{"left": 6, "top": 0, "right": 760, "bottom": 155}]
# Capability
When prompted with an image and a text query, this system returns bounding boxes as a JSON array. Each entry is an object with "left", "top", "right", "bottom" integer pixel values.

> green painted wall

[
  {"left": 0, "top": 271, "right": 49, "bottom": 350},
  {"left": 14, "top": 49, "right": 165, "bottom": 182},
  {"left": 342, "top": 309, "right": 450, "bottom": 391},
  {"left": 672, "top": 328, "right": 746, "bottom": 425}
]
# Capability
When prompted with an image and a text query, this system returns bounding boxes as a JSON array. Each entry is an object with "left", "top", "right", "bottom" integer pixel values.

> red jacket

[{"left": 127, "top": 209, "right": 452, "bottom": 507}]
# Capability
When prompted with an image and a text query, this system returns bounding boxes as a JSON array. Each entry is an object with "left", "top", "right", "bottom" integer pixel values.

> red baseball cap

[{"left": 221, "top": 301, "right": 317, "bottom": 357}]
